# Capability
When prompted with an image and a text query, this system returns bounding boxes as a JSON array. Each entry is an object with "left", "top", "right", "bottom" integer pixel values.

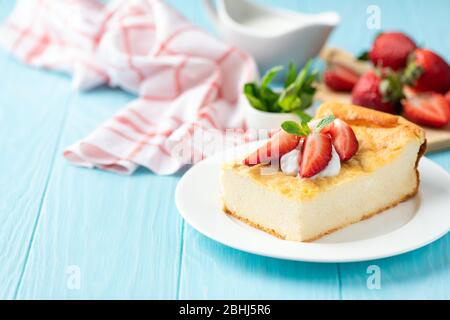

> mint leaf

[
  {"left": 259, "top": 87, "right": 280, "bottom": 108},
  {"left": 244, "top": 83, "right": 267, "bottom": 111},
  {"left": 292, "top": 109, "right": 313, "bottom": 122},
  {"left": 315, "top": 114, "right": 335, "bottom": 132},
  {"left": 293, "top": 59, "right": 312, "bottom": 90},
  {"left": 281, "top": 120, "right": 310, "bottom": 136},
  {"left": 284, "top": 62, "right": 297, "bottom": 88},
  {"left": 304, "top": 70, "right": 318, "bottom": 89},
  {"left": 261, "top": 65, "right": 283, "bottom": 89},
  {"left": 298, "top": 92, "right": 315, "bottom": 110},
  {"left": 278, "top": 92, "right": 301, "bottom": 112},
  {"left": 300, "top": 121, "right": 311, "bottom": 134},
  {"left": 243, "top": 61, "right": 318, "bottom": 115},
  {"left": 245, "top": 94, "right": 266, "bottom": 111}
]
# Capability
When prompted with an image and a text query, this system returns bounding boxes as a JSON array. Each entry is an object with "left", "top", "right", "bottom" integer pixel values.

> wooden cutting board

[{"left": 316, "top": 47, "right": 450, "bottom": 153}]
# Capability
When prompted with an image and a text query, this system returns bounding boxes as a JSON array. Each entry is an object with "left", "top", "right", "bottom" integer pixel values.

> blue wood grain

[
  {"left": 0, "top": 0, "right": 74, "bottom": 297},
  {"left": 178, "top": 226, "right": 341, "bottom": 299},
  {"left": 14, "top": 89, "right": 185, "bottom": 299},
  {"left": 0, "top": 0, "right": 449, "bottom": 299}
]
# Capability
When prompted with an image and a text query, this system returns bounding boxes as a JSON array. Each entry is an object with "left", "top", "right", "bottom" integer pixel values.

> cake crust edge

[{"left": 223, "top": 138, "right": 427, "bottom": 243}]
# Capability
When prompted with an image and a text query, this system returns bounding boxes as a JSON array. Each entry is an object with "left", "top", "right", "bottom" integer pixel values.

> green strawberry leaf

[
  {"left": 402, "top": 60, "right": 424, "bottom": 86},
  {"left": 379, "top": 70, "right": 404, "bottom": 103},
  {"left": 357, "top": 51, "right": 370, "bottom": 61}
]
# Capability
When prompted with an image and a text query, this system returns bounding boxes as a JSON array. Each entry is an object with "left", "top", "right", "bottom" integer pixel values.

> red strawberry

[
  {"left": 404, "top": 48, "right": 450, "bottom": 94},
  {"left": 402, "top": 92, "right": 450, "bottom": 128},
  {"left": 324, "top": 119, "right": 359, "bottom": 161},
  {"left": 323, "top": 64, "right": 360, "bottom": 92},
  {"left": 351, "top": 70, "right": 402, "bottom": 114},
  {"left": 445, "top": 90, "right": 450, "bottom": 106},
  {"left": 299, "top": 132, "right": 332, "bottom": 178},
  {"left": 369, "top": 32, "right": 416, "bottom": 70},
  {"left": 243, "top": 130, "right": 301, "bottom": 166}
]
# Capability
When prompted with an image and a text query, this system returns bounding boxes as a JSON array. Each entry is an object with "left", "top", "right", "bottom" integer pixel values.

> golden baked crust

[
  {"left": 316, "top": 102, "right": 425, "bottom": 141},
  {"left": 225, "top": 102, "right": 426, "bottom": 201}
]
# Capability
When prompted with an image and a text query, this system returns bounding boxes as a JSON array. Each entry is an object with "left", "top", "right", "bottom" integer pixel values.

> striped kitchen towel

[{"left": 0, "top": 0, "right": 257, "bottom": 174}]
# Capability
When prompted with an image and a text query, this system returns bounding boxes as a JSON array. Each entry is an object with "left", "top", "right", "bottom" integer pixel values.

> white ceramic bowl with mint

[
  {"left": 241, "top": 62, "right": 319, "bottom": 130},
  {"left": 243, "top": 97, "right": 315, "bottom": 130}
]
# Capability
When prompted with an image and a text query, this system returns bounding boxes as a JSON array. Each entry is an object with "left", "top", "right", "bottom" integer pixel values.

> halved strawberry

[
  {"left": 402, "top": 92, "right": 450, "bottom": 128},
  {"left": 243, "top": 130, "right": 301, "bottom": 166},
  {"left": 323, "top": 64, "right": 360, "bottom": 92},
  {"left": 324, "top": 119, "right": 359, "bottom": 161},
  {"left": 445, "top": 90, "right": 450, "bottom": 107},
  {"left": 299, "top": 132, "right": 332, "bottom": 178}
]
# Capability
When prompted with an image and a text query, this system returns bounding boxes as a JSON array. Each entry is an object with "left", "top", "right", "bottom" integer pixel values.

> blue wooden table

[{"left": 1, "top": 0, "right": 449, "bottom": 299}]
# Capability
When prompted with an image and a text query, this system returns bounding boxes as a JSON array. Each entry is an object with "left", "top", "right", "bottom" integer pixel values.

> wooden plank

[
  {"left": 0, "top": 52, "right": 73, "bottom": 298},
  {"left": 14, "top": 88, "right": 185, "bottom": 299},
  {"left": 0, "top": 0, "right": 74, "bottom": 298},
  {"left": 338, "top": 233, "right": 450, "bottom": 299},
  {"left": 178, "top": 225, "right": 341, "bottom": 299}
]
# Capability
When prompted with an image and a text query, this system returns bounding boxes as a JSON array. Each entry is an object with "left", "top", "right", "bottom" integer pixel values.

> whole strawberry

[
  {"left": 369, "top": 32, "right": 417, "bottom": 70},
  {"left": 351, "top": 70, "right": 403, "bottom": 114},
  {"left": 403, "top": 48, "right": 450, "bottom": 93}
]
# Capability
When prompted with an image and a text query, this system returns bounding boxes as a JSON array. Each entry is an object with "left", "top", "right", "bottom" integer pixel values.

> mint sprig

[
  {"left": 281, "top": 120, "right": 311, "bottom": 137},
  {"left": 281, "top": 114, "right": 336, "bottom": 137},
  {"left": 243, "top": 60, "right": 318, "bottom": 120}
]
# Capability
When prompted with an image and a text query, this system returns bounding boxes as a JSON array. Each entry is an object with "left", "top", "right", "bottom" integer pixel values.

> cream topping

[
  {"left": 310, "top": 145, "right": 341, "bottom": 179},
  {"left": 280, "top": 148, "right": 300, "bottom": 176}
]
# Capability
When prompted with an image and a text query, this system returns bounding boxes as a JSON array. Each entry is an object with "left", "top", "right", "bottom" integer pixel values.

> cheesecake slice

[{"left": 221, "top": 102, "right": 426, "bottom": 242}]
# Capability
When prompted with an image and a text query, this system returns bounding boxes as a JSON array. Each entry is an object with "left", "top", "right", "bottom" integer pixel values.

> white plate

[{"left": 175, "top": 142, "right": 450, "bottom": 262}]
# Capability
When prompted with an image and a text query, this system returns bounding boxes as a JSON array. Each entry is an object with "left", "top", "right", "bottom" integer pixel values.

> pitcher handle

[{"left": 202, "top": 0, "right": 219, "bottom": 25}]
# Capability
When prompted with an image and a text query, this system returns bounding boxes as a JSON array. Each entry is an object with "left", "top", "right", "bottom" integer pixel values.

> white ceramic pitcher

[{"left": 203, "top": 0, "right": 340, "bottom": 70}]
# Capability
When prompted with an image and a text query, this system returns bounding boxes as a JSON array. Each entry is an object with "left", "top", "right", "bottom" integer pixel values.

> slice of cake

[{"left": 221, "top": 102, "right": 426, "bottom": 242}]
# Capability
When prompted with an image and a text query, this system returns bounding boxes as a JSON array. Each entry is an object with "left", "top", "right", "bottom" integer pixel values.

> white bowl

[{"left": 242, "top": 96, "right": 313, "bottom": 130}]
